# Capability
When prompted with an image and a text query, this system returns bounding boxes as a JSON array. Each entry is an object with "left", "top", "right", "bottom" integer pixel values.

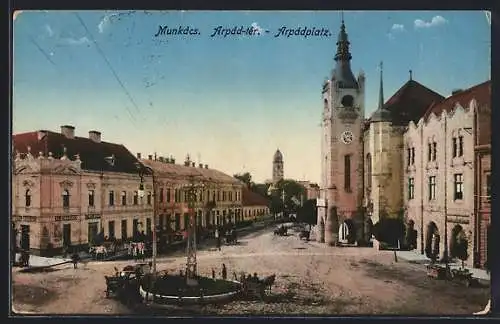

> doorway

[
  {"left": 20, "top": 225, "right": 30, "bottom": 251},
  {"left": 62, "top": 224, "right": 71, "bottom": 248},
  {"left": 88, "top": 222, "right": 99, "bottom": 245},
  {"left": 108, "top": 221, "right": 115, "bottom": 239}
]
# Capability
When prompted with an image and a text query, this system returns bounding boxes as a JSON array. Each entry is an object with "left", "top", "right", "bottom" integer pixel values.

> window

[
  {"left": 427, "top": 143, "right": 432, "bottom": 162},
  {"left": 223, "top": 191, "right": 226, "bottom": 201},
  {"left": 452, "top": 137, "right": 457, "bottom": 157},
  {"left": 121, "top": 191, "right": 127, "bottom": 205},
  {"left": 166, "top": 188, "right": 171, "bottom": 203},
  {"left": 411, "top": 147, "right": 415, "bottom": 165},
  {"left": 159, "top": 188, "right": 164, "bottom": 203},
  {"left": 133, "top": 191, "right": 138, "bottom": 205},
  {"left": 121, "top": 219, "right": 127, "bottom": 240},
  {"left": 407, "top": 148, "right": 411, "bottom": 166},
  {"left": 88, "top": 190, "right": 95, "bottom": 207},
  {"left": 108, "top": 221, "right": 115, "bottom": 239},
  {"left": 25, "top": 189, "right": 31, "bottom": 207},
  {"left": 454, "top": 174, "right": 464, "bottom": 200},
  {"left": 432, "top": 142, "right": 437, "bottom": 161},
  {"left": 408, "top": 178, "right": 415, "bottom": 200},
  {"left": 217, "top": 191, "right": 221, "bottom": 201},
  {"left": 344, "top": 155, "right": 351, "bottom": 192},
  {"left": 366, "top": 154, "right": 372, "bottom": 188},
  {"left": 184, "top": 190, "right": 189, "bottom": 202},
  {"left": 428, "top": 176, "right": 436, "bottom": 200},
  {"left": 62, "top": 189, "right": 70, "bottom": 208},
  {"left": 147, "top": 192, "right": 152, "bottom": 205},
  {"left": 486, "top": 174, "right": 491, "bottom": 201},
  {"left": 458, "top": 136, "right": 464, "bottom": 157},
  {"left": 174, "top": 189, "right": 179, "bottom": 202},
  {"left": 109, "top": 191, "right": 114, "bottom": 206}
]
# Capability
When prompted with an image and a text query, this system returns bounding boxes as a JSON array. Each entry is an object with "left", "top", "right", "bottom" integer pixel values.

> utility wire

[
  {"left": 74, "top": 12, "right": 142, "bottom": 125},
  {"left": 28, "top": 34, "right": 56, "bottom": 66}
]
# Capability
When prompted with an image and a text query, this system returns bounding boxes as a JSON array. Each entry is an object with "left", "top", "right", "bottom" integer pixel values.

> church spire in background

[{"left": 378, "top": 61, "right": 385, "bottom": 110}]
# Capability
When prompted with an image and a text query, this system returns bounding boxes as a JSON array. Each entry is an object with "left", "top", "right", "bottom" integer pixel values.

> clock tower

[{"left": 318, "top": 18, "right": 365, "bottom": 245}]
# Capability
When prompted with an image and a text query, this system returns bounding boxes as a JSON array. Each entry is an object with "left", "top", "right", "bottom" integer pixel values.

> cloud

[
  {"left": 391, "top": 23, "right": 405, "bottom": 32},
  {"left": 98, "top": 13, "right": 118, "bottom": 33},
  {"left": 63, "top": 36, "right": 90, "bottom": 45},
  {"left": 414, "top": 15, "right": 447, "bottom": 28},
  {"left": 45, "top": 24, "right": 54, "bottom": 37},
  {"left": 251, "top": 22, "right": 265, "bottom": 35}
]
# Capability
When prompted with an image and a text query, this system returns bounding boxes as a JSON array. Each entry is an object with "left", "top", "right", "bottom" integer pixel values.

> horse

[
  {"left": 261, "top": 274, "right": 276, "bottom": 293},
  {"left": 90, "top": 245, "right": 108, "bottom": 260}
]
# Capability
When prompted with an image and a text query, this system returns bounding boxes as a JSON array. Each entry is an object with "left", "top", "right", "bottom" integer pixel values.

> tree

[
  {"left": 297, "top": 199, "right": 317, "bottom": 225},
  {"left": 233, "top": 172, "right": 253, "bottom": 188},
  {"left": 454, "top": 230, "right": 469, "bottom": 269},
  {"left": 372, "top": 217, "right": 405, "bottom": 247}
]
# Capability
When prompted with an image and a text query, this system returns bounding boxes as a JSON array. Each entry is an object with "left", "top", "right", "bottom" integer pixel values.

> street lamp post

[{"left": 135, "top": 162, "right": 157, "bottom": 279}]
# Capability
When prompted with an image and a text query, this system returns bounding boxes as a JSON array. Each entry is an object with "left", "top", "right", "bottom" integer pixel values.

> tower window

[
  {"left": 428, "top": 176, "right": 436, "bottom": 200},
  {"left": 454, "top": 173, "right": 464, "bottom": 200},
  {"left": 25, "top": 189, "right": 31, "bottom": 207},
  {"left": 458, "top": 136, "right": 464, "bottom": 157},
  {"left": 62, "top": 189, "right": 70, "bottom": 208},
  {"left": 341, "top": 95, "right": 354, "bottom": 107},
  {"left": 452, "top": 137, "right": 457, "bottom": 157},
  {"left": 432, "top": 142, "right": 437, "bottom": 161},
  {"left": 344, "top": 155, "right": 351, "bottom": 192}
]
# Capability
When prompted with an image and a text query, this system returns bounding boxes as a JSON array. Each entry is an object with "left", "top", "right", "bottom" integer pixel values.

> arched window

[
  {"left": 366, "top": 153, "right": 372, "bottom": 189},
  {"left": 25, "top": 189, "right": 31, "bottom": 207},
  {"left": 62, "top": 189, "right": 70, "bottom": 208},
  {"left": 121, "top": 191, "right": 127, "bottom": 205}
]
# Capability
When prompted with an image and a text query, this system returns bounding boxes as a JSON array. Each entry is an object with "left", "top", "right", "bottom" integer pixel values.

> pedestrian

[
  {"left": 71, "top": 250, "right": 80, "bottom": 269},
  {"left": 212, "top": 268, "right": 216, "bottom": 279},
  {"left": 215, "top": 228, "right": 221, "bottom": 251},
  {"left": 221, "top": 263, "right": 227, "bottom": 280}
]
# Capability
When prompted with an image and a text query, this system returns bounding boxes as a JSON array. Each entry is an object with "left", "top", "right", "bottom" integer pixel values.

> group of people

[
  {"left": 214, "top": 226, "right": 238, "bottom": 250},
  {"left": 127, "top": 242, "right": 147, "bottom": 261}
]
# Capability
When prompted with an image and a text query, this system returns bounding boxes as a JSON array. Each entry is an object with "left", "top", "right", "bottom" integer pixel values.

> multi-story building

[
  {"left": 12, "top": 125, "right": 244, "bottom": 255},
  {"left": 12, "top": 125, "right": 152, "bottom": 255},
  {"left": 364, "top": 68, "right": 444, "bottom": 234},
  {"left": 241, "top": 187, "right": 270, "bottom": 221},
  {"left": 298, "top": 181, "right": 320, "bottom": 201},
  {"left": 140, "top": 154, "right": 244, "bottom": 232},
  {"left": 403, "top": 81, "right": 490, "bottom": 267},
  {"left": 474, "top": 81, "right": 491, "bottom": 269}
]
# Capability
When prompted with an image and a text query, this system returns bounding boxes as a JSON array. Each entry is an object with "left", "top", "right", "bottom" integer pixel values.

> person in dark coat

[
  {"left": 71, "top": 251, "right": 80, "bottom": 269},
  {"left": 221, "top": 263, "right": 227, "bottom": 280}
]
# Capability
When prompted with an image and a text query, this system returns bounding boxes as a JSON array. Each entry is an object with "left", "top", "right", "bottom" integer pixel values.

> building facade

[
  {"left": 364, "top": 68, "right": 445, "bottom": 233},
  {"left": 12, "top": 125, "right": 244, "bottom": 255},
  {"left": 474, "top": 82, "right": 491, "bottom": 268},
  {"left": 318, "top": 19, "right": 365, "bottom": 245},
  {"left": 403, "top": 81, "right": 490, "bottom": 267},
  {"left": 242, "top": 187, "right": 270, "bottom": 221},
  {"left": 272, "top": 149, "right": 284, "bottom": 184},
  {"left": 141, "top": 154, "right": 244, "bottom": 234}
]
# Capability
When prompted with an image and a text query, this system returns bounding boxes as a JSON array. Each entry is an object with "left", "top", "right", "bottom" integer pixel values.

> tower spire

[
  {"left": 332, "top": 14, "right": 358, "bottom": 89},
  {"left": 378, "top": 61, "right": 384, "bottom": 110}
]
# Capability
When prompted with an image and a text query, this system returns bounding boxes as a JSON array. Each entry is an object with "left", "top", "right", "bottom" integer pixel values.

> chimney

[
  {"left": 154, "top": 152, "right": 157, "bottom": 161},
  {"left": 61, "top": 125, "right": 75, "bottom": 139},
  {"left": 88, "top": 130, "right": 101, "bottom": 143},
  {"left": 452, "top": 89, "right": 463, "bottom": 96},
  {"left": 136, "top": 153, "right": 141, "bottom": 159},
  {"left": 148, "top": 155, "right": 153, "bottom": 160},
  {"left": 191, "top": 162, "right": 195, "bottom": 167},
  {"left": 199, "top": 163, "right": 203, "bottom": 168},
  {"left": 205, "top": 164, "right": 208, "bottom": 169}
]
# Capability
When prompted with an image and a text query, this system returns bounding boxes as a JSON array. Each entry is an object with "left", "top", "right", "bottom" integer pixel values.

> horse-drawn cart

[
  {"left": 274, "top": 225, "right": 288, "bottom": 236},
  {"left": 104, "top": 263, "right": 149, "bottom": 300},
  {"left": 240, "top": 274, "right": 276, "bottom": 300}
]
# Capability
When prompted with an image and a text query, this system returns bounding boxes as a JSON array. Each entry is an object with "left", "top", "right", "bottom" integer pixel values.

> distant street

[{"left": 12, "top": 225, "right": 489, "bottom": 315}]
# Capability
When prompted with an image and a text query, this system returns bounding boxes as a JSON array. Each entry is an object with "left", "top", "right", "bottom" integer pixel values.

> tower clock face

[{"left": 341, "top": 130, "right": 354, "bottom": 144}]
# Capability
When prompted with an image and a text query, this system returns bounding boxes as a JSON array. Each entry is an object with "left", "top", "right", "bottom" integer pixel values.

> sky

[{"left": 12, "top": 10, "right": 490, "bottom": 183}]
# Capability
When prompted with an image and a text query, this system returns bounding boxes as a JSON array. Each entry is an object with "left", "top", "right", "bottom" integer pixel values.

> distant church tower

[
  {"left": 318, "top": 17, "right": 365, "bottom": 245},
  {"left": 272, "top": 149, "right": 284, "bottom": 184}
]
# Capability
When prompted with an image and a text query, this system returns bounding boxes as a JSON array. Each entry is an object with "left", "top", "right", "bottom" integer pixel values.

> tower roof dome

[{"left": 273, "top": 149, "right": 283, "bottom": 162}]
